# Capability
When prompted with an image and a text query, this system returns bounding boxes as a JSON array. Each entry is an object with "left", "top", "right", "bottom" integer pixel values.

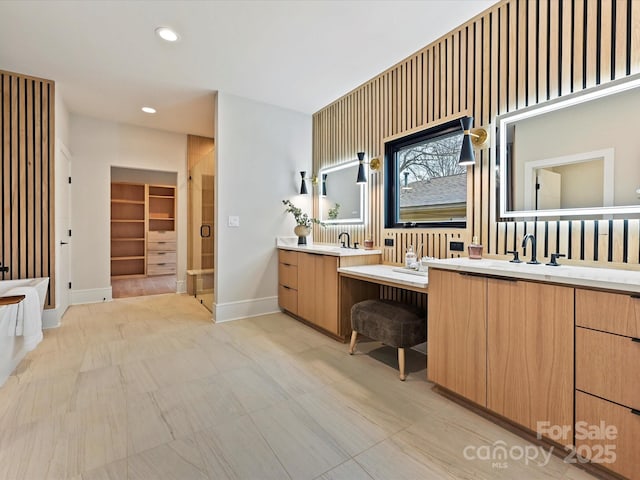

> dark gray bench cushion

[{"left": 351, "top": 299, "right": 426, "bottom": 348}]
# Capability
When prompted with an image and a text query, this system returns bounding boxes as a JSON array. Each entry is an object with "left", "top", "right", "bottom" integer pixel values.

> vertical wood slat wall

[
  {"left": 1, "top": 70, "right": 55, "bottom": 307},
  {"left": 312, "top": 0, "right": 640, "bottom": 267}
]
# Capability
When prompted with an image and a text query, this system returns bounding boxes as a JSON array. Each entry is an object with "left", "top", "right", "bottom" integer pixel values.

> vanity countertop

[
  {"left": 276, "top": 239, "right": 381, "bottom": 257},
  {"left": 425, "top": 257, "right": 640, "bottom": 294},
  {"left": 338, "top": 264, "right": 428, "bottom": 290}
]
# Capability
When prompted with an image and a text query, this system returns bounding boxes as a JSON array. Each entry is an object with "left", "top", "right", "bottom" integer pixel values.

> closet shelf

[
  {"left": 111, "top": 199, "right": 145, "bottom": 205},
  {"left": 111, "top": 237, "right": 145, "bottom": 242},
  {"left": 111, "top": 256, "right": 145, "bottom": 261},
  {"left": 111, "top": 219, "right": 144, "bottom": 223}
]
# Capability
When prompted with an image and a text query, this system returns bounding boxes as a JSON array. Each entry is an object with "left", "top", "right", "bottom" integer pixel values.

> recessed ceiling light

[
  {"left": 155, "top": 27, "right": 180, "bottom": 42},
  {"left": 142, "top": 106, "right": 156, "bottom": 114}
]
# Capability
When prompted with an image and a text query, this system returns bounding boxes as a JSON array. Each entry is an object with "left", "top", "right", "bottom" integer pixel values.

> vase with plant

[{"left": 282, "top": 199, "right": 324, "bottom": 245}]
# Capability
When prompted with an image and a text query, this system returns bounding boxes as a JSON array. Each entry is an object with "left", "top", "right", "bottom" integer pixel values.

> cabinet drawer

[
  {"left": 576, "top": 327, "right": 640, "bottom": 409},
  {"left": 278, "top": 249, "right": 298, "bottom": 266},
  {"left": 148, "top": 251, "right": 177, "bottom": 264},
  {"left": 278, "top": 263, "right": 298, "bottom": 289},
  {"left": 575, "top": 391, "right": 640, "bottom": 480},
  {"left": 148, "top": 230, "right": 176, "bottom": 242},
  {"left": 278, "top": 285, "right": 297, "bottom": 315},
  {"left": 148, "top": 241, "right": 176, "bottom": 251},
  {"left": 576, "top": 289, "right": 640, "bottom": 338},
  {"left": 147, "top": 263, "right": 176, "bottom": 276}
]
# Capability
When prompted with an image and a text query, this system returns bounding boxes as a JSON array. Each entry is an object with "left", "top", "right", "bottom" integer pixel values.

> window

[{"left": 384, "top": 118, "right": 467, "bottom": 228}]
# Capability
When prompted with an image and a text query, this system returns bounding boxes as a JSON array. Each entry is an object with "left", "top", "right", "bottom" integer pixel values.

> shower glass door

[{"left": 188, "top": 139, "right": 215, "bottom": 312}]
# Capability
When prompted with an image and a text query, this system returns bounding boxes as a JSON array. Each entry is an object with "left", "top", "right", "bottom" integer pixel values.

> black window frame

[{"left": 384, "top": 118, "right": 467, "bottom": 229}]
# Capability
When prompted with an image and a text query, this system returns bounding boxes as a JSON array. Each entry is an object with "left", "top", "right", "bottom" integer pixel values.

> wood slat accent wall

[
  {"left": 312, "top": 0, "right": 640, "bottom": 267},
  {"left": 1, "top": 70, "right": 55, "bottom": 307}
]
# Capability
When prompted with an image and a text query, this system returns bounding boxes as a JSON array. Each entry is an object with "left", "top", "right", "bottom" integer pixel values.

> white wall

[
  {"left": 215, "top": 93, "right": 311, "bottom": 321},
  {"left": 46, "top": 90, "right": 72, "bottom": 328},
  {"left": 69, "top": 115, "right": 187, "bottom": 303}
]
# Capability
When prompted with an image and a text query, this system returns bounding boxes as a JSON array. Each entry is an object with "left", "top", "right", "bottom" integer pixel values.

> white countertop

[
  {"left": 276, "top": 240, "right": 382, "bottom": 257},
  {"left": 338, "top": 264, "right": 428, "bottom": 289},
  {"left": 425, "top": 257, "right": 640, "bottom": 294}
]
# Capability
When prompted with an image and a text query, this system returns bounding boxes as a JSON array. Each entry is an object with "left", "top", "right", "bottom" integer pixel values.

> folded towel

[
  {"left": 5, "top": 286, "right": 41, "bottom": 337},
  {"left": 0, "top": 303, "right": 20, "bottom": 337}
]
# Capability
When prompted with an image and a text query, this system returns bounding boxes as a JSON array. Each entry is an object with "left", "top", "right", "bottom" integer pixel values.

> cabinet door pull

[
  {"left": 282, "top": 263, "right": 291, "bottom": 267},
  {"left": 631, "top": 409, "right": 640, "bottom": 416},
  {"left": 281, "top": 285, "right": 291, "bottom": 290},
  {"left": 157, "top": 252, "right": 166, "bottom": 255},
  {"left": 632, "top": 337, "right": 640, "bottom": 343},
  {"left": 630, "top": 295, "right": 640, "bottom": 299},
  {"left": 158, "top": 263, "right": 165, "bottom": 266}
]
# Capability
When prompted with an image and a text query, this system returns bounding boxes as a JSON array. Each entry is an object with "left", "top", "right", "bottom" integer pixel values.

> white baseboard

[
  {"left": 71, "top": 287, "right": 113, "bottom": 305},
  {"left": 176, "top": 280, "right": 186, "bottom": 294},
  {"left": 214, "top": 296, "right": 279, "bottom": 323}
]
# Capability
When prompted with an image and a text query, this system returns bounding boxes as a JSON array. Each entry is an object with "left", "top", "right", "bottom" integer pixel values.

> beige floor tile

[
  {"left": 222, "top": 365, "right": 291, "bottom": 413},
  {"left": 295, "top": 389, "right": 389, "bottom": 457},
  {"left": 151, "top": 373, "right": 246, "bottom": 439},
  {"left": 127, "top": 392, "right": 174, "bottom": 455},
  {"left": 251, "top": 399, "right": 350, "bottom": 480},
  {"left": 127, "top": 436, "right": 208, "bottom": 480},
  {"left": 120, "top": 360, "right": 160, "bottom": 395},
  {"left": 80, "top": 459, "right": 127, "bottom": 480},
  {"left": 317, "top": 459, "right": 375, "bottom": 480},
  {"left": 195, "top": 415, "right": 291, "bottom": 480},
  {"left": 354, "top": 438, "right": 454, "bottom": 480}
]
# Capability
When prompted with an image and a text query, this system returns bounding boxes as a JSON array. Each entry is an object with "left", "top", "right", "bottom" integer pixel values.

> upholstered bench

[{"left": 349, "top": 299, "right": 426, "bottom": 380}]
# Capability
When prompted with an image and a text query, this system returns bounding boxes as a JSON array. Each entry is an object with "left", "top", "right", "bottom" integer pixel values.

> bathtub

[{"left": 0, "top": 277, "right": 49, "bottom": 387}]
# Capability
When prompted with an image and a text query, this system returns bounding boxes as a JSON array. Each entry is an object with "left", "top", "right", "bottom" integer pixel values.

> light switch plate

[{"left": 228, "top": 215, "right": 240, "bottom": 227}]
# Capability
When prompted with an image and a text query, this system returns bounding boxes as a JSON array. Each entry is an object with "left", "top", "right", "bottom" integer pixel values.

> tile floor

[
  {"left": 0, "top": 294, "right": 597, "bottom": 480},
  {"left": 111, "top": 275, "right": 176, "bottom": 299}
]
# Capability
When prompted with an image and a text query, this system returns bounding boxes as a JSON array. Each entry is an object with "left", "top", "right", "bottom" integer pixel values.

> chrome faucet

[
  {"left": 521, "top": 234, "right": 540, "bottom": 264},
  {"left": 338, "top": 232, "right": 351, "bottom": 249}
]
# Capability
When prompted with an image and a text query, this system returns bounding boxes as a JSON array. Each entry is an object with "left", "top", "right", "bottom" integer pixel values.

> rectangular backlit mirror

[
  {"left": 497, "top": 73, "right": 640, "bottom": 219},
  {"left": 318, "top": 160, "right": 365, "bottom": 224}
]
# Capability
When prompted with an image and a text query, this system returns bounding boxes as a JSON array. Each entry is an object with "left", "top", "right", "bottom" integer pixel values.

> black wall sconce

[
  {"left": 299, "top": 171, "right": 308, "bottom": 194},
  {"left": 321, "top": 173, "right": 327, "bottom": 196},
  {"left": 459, "top": 116, "right": 488, "bottom": 166},
  {"left": 356, "top": 152, "right": 382, "bottom": 184}
]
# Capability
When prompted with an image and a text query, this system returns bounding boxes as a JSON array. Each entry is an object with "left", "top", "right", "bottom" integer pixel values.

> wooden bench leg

[
  {"left": 349, "top": 330, "right": 358, "bottom": 354},
  {"left": 398, "top": 348, "right": 406, "bottom": 381}
]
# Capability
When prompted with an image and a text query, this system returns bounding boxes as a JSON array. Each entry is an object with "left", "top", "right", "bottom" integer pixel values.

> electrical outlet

[
  {"left": 384, "top": 238, "right": 394, "bottom": 247},
  {"left": 228, "top": 216, "right": 240, "bottom": 227},
  {"left": 450, "top": 241, "right": 464, "bottom": 252}
]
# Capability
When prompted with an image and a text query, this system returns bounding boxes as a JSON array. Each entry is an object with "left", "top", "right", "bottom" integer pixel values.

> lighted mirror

[
  {"left": 497, "top": 73, "right": 640, "bottom": 219},
  {"left": 318, "top": 160, "right": 365, "bottom": 224}
]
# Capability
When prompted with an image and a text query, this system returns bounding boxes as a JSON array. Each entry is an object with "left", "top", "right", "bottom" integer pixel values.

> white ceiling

[{"left": 0, "top": 0, "right": 495, "bottom": 138}]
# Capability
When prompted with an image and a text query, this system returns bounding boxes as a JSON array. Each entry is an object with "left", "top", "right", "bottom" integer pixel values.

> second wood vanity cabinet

[
  {"left": 487, "top": 278, "right": 574, "bottom": 442},
  {"left": 428, "top": 268, "right": 574, "bottom": 443}
]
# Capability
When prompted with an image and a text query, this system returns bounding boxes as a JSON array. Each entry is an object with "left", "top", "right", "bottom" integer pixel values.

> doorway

[
  {"left": 110, "top": 167, "right": 178, "bottom": 299},
  {"left": 187, "top": 136, "right": 215, "bottom": 312}
]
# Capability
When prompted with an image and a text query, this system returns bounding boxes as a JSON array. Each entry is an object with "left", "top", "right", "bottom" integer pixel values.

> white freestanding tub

[{"left": 0, "top": 277, "right": 49, "bottom": 386}]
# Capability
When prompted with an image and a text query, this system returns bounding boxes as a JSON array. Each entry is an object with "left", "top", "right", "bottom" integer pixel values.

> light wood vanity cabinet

[
  {"left": 278, "top": 250, "right": 298, "bottom": 315},
  {"left": 277, "top": 248, "right": 380, "bottom": 339},
  {"left": 487, "top": 279, "right": 574, "bottom": 442},
  {"left": 575, "top": 288, "right": 640, "bottom": 479},
  {"left": 427, "top": 269, "right": 487, "bottom": 406},
  {"left": 298, "top": 253, "right": 339, "bottom": 335}
]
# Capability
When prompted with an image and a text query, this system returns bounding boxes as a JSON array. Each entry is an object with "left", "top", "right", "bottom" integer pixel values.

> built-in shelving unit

[{"left": 111, "top": 182, "right": 146, "bottom": 278}]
